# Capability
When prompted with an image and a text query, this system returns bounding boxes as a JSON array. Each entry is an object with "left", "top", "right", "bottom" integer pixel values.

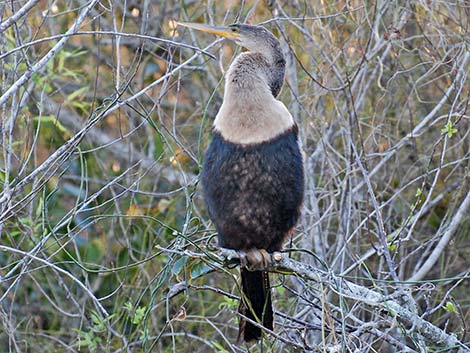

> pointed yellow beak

[{"left": 177, "top": 22, "right": 239, "bottom": 40}]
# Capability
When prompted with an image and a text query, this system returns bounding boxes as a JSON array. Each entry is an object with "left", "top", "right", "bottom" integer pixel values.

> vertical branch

[{"left": 409, "top": 191, "right": 470, "bottom": 282}]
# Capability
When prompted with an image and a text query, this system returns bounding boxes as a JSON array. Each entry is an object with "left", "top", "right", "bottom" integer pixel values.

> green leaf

[
  {"left": 19, "top": 217, "right": 33, "bottom": 227},
  {"left": 57, "top": 50, "right": 65, "bottom": 72},
  {"left": 153, "top": 132, "right": 165, "bottom": 160},
  {"left": 443, "top": 301, "right": 456, "bottom": 313},
  {"left": 91, "top": 311, "right": 106, "bottom": 332},
  {"left": 132, "top": 306, "right": 147, "bottom": 325},
  {"left": 63, "top": 67, "right": 81, "bottom": 80},
  {"left": 218, "top": 297, "right": 237, "bottom": 310},
  {"left": 33, "top": 115, "right": 68, "bottom": 134},
  {"left": 72, "top": 101, "right": 90, "bottom": 112},
  {"left": 190, "top": 261, "right": 212, "bottom": 279},
  {"left": 35, "top": 197, "right": 44, "bottom": 218},
  {"left": 124, "top": 301, "right": 133, "bottom": 311},
  {"left": 66, "top": 86, "right": 89, "bottom": 102},
  {"left": 415, "top": 188, "right": 422, "bottom": 197},
  {"left": 441, "top": 121, "right": 458, "bottom": 138},
  {"left": 75, "top": 329, "right": 101, "bottom": 349},
  {"left": 212, "top": 341, "right": 229, "bottom": 353},
  {"left": 67, "top": 48, "right": 88, "bottom": 58},
  {"left": 387, "top": 234, "right": 397, "bottom": 251},
  {"left": 90, "top": 311, "right": 114, "bottom": 333},
  {"left": 172, "top": 256, "right": 187, "bottom": 276},
  {"left": 82, "top": 239, "right": 105, "bottom": 263},
  {"left": 139, "top": 328, "right": 149, "bottom": 341}
]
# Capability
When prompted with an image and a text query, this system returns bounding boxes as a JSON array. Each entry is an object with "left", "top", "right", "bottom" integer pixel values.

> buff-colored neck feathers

[{"left": 213, "top": 53, "right": 294, "bottom": 145}]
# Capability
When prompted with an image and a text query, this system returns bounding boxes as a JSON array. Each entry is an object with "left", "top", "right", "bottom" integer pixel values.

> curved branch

[
  {"left": 219, "top": 248, "right": 470, "bottom": 352},
  {"left": 409, "top": 191, "right": 470, "bottom": 282},
  {"left": 0, "top": 0, "right": 100, "bottom": 107},
  {"left": 0, "top": 0, "right": 40, "bottom": 33}
]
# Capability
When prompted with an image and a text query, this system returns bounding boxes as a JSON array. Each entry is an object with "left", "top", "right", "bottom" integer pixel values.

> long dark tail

[{"left": 238, "top": 269, "right": 273, "bottom": 343}]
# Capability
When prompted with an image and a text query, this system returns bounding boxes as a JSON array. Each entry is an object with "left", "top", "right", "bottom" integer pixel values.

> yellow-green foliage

[{"left": 0, "top": 1, "right": 469, "bottom": 352}]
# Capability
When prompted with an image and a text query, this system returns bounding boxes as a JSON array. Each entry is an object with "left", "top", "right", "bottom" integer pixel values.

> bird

[{"left": 178, "top": 22, "right": 305, "bottom": 343}]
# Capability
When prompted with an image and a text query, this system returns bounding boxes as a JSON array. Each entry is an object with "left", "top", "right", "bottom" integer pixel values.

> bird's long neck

[
  {"left": 227, "top": 44, "right": 285, "bottom": 98},
  {"left": 213, "top": 49, "right": 293, "bottom": 145},
  {"left": 262, "top": 43, "right": 286, "bottom": 98}
]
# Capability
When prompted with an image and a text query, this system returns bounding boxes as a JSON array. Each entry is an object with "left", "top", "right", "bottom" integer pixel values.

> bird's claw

[
  {"left": 242, "top": 249, "right": 272, "bottom": 270},
  {"left": 237, "top": 250, "right": 248, "bottom": 267},
  {"left": 219, "top": 247, "right": 273, "bottom": 270}
]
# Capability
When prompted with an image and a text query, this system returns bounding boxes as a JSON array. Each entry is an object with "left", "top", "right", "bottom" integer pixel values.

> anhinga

[{"left": 178, "top": 22, "right": 304, "bottom": 343}]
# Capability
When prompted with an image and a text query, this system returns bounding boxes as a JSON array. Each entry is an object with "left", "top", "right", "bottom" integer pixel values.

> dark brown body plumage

[
  {"left": 202, "top": 126, "right": 304, "bottom": 341},
  {"left": 202, "top": 126, "right": 303, "bottom": 253}
]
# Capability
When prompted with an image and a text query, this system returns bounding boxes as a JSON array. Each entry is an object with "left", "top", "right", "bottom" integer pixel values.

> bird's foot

[
  {"left": 219, "top": 247, "right": 278, "bottom": 269},
  {"left": 238, "top": 249, "right": 272, "bottom": 271}
]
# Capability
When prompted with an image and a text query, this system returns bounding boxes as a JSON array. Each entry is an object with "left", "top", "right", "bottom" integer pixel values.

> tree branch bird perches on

[{"left": 178, "top": 22, "right": 304, "bottom": 343}]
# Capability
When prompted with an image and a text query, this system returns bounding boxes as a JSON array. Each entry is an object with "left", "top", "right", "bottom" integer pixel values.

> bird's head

[
  {"left": 177, "top": 22, "right": 279, "bottom": 55},
  {"left": 178, "top": 22, "right": 285, "bottom": 97}
]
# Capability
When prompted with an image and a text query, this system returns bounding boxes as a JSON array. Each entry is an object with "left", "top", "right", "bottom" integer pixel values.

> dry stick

[
  {"left": 352, "top": 51, "right": 470, "bottom": 194},
  {"left": 0, "top": 31, "right": 216, "bottom": 60},
  {"left": 39, "top": 95, "right": 195, "bottom": 186},
  {"left": 0, "top": 0, "right": 99, "bottom": 107},
  {"left": 258, "top": 6, "right": 365, "bottom": 25},
  {"left": 409, "top": 191, "right": 470, "bottom": 282},
  {"left": 0, "top": 163, "right": 139, "bottom": 290},
  {"left": 0, "top": 0, "right": 40, "bottom": 33},
  {"left": 219, "top": 249, "right": 470, "bottom": 352},
  {"left": 351, "top": 142, "right": 399, "bottom": 281},
  {"left": 340, "top": 172, "right": 469, "bottom": 276},
  {"left": 0, "top": 245, "right": 109, "bottom": 317},
  {"left": 0, "top": 306, "right": 22, "bottom": 353},
  {"left": 0, "top": 40, "right": 219, "bottom": 211}
]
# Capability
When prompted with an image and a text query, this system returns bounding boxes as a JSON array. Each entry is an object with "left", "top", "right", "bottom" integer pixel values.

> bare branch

[
  {"left": 409, "top": 191, "right": 470, "bottom": 282},
  {"left": 219, "top": 249, "right": 470, "bottom": 353},
  {"left": 0, "top": 0, "right": 100, "bottom": 107}
]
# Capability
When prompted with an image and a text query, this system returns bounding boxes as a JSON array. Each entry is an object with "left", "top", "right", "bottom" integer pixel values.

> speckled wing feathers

[{"left": 201, "top": 125, "right": 304, "bottom": 252}]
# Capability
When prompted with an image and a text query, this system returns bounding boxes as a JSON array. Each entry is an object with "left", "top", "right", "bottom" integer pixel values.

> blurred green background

[{"left": 0, "top": 1, "right": 469, "bottom": 352}]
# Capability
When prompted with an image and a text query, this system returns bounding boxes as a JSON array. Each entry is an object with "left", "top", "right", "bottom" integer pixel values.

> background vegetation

[{"left": 1, "top": 1, "right": 469, "bottom": 352}]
